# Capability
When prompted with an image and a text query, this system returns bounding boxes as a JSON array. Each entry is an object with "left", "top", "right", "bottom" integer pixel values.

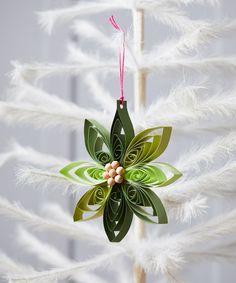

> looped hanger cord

[{"left": 109, "top": 15, "right": 126, "bottom": 106}]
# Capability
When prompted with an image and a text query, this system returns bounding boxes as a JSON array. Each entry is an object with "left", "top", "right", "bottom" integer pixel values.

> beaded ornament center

[{"left": 103, "top": 161, "right": 125, "bottom": 187}]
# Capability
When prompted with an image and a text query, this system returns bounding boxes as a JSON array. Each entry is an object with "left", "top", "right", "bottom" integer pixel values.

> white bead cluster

[{"left": 103, "top": 161, "right": 125, "bottom": 187}]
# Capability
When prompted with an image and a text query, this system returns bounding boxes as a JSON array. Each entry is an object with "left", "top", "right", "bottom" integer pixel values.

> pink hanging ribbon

[{"left": 109, "top": 15, "right": 125, "bottom": 105}]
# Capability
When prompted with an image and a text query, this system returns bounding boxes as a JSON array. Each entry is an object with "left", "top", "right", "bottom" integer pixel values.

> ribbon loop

[{"left": 109, "top": 15, "right": 125, "bottom": 105}]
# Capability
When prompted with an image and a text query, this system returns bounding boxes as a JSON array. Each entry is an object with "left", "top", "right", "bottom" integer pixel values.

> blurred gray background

[{"left": 0, "top": 0, "right": 235, "bottom": 282}]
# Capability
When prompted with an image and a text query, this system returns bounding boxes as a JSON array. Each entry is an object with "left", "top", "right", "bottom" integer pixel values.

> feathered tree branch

[
  {"left": 16, "top": 167, "right": 78, "bottom": 194},
  {"left": 0, "top": 141, "right": 67, "bottom": 168},
  {"left": 130, "top": 209, "right": 236, "bottom": 275},
  {"left": 38, "top": 0, "right": 205, "bottom": 34},
  {"left": 8, "top": 251, "right": 122, "bottom": 283},
  {"left": 0, "top": 253, "right": 35, "bottom": 276},
  {"left": 155, "top": 20, "right": 236, "bottom": 59},
  {"left": 175, "top": 132, "right": 236, "bottom": 175},
  {"left": 10, "top": 55, "right": 236, "bottom": 86},
  {"left": 161, "top": 161, "right": 236, "bottom": 206},
  {"left": 139, "top": 86, "right": 236, "bottom": 131},
  {"left": 0, "top": 197, "right": 105, "bottom": 244},
  {"left": 16, "top": 227, "right": 108, "bottom": 283},
  {"left": 2, "top": 84, "right": 236, "bottom": 133}
]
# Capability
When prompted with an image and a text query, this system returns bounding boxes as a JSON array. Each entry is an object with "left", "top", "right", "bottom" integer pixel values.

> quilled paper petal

[
  {"left": 103, "top": 184, "right": 133, "bottom": 242},
  {"left": 60, "top": 161, "right": 106, "bottom": 186},
  {"left": 123, "top": 184, "right": 168, "bottom": 224},
  {"left": 124, "top": 163, "right": 182, "bottom": 188},
  {"left": 123, "top": 126, "right": 172, "bottom": 167},
  {"left": 84, "top": 119, "right": 112, "bottom": 165},
  {"left": 110, "top": 101, "right": 135, "bottom": 163},
  {"left": 74, "top": 185, "right": 111, "bottom": 221}
]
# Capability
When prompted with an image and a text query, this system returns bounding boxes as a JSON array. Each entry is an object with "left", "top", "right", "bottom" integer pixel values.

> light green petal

[
  {"left": 154, "top": 162, "right": 182, "bottom": 187},
  {"left": 123, "top": 126, "right": 172, "bottom": 167},
  {"left": 124, "top": 163, "right": 182, "bottom": 188},
  {"left": 60, "top": 161, "right": 106, "bottom": 186},
  {"left": 74, "top": 185, "right": 111, "bottom": 221},
  {"left": 124, "top": 165, "right": 167, "bottom": 188}
]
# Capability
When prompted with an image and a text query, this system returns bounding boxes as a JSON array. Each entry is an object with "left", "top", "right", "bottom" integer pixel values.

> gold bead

[
  {"left": 109, "top": 169, "right": 116, "bottom": 178},
  {"left": 105, "top": 163, "right": 112, "bottom": 171},
  {"left": 111, "top": 161, "right": 120, "bottom": 169},
  {"left": 115, "top": 175, "right": 123, "bottom": 184},
  {"left": 103, "top": 171, "right": 109, "bottom": 180},
  {"left": 107, "top": 177, "right": 115, "bottom": 187},
  {"left": 116, "top": 166, "right": 125, "bottom": 175}
]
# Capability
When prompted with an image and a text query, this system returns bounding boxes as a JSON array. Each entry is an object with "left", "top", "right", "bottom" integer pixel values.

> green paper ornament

[{"left": 60, "top": 100, "right": 182, "bottom": 242}]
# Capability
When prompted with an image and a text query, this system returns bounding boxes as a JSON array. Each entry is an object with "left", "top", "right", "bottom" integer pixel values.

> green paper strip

[
  {"left": 124, "top": 163, "right": 182, "bottom": 188},
  {"left": 110, "top": 100, "right": 135, "bottom": 163},
  {"left": 74, "top": 185, "right": 111, "bottom": 221},
  {"left": 103, "top": 184, "right": 133, "bottom": 242},
  {"left": 84, "top": 119, "right": 112, "bottom": 165},
  {"left": 123, "top": 126, "right": 172, "bottom": 168},
  {"left": 60, "top": 161, "right": 106, "bottom": 186},
  {"left": 153, "top": 162, "right": 182, "bottom": 187},
  {"left": 123, "top": 183, "right": 168, "bottom": 224}
]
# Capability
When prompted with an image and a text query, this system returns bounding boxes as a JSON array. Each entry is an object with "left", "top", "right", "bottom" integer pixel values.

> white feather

[
  {"left": 154, "top": 20, "right": 236, "bottom": 59},
  {"left": 175, "top": 132, "right": 236, "bottom": 174},
  {"left": 168, "top": 195, "right": 208, "bottom": 223},
  {"left": 10, "top": 61, "right": 118, "bottom": 84},
  {"left": 161, "top": 161, "right": 236, "bottom": 205},
  {"left": 71, "top": 20, "right": 115, "bottom": 51},
  {"left": 0, "top": 142, "right": 67, "bottom": 168},
  {"left": 0, "top": 101, "right": 109, "bottom": 130},
  {"left": 178, "top": 209, "right": 236, "bottom": 246},
  {"left": 0, "top": 197, "right": 105, "bottom": 243},
  {"left": 188, "top": 242, "right": 236, "bottom": 263},
  {"left": 139, "top": 87, "right": 236, "bottom": 131},
  {"left": 0, "top": 253, "right": 35, "bottom": 275},
  {"left": 128, "top": 209, "right": 236, "bottom": 276},
  {"left": 165, "top": 0, "right": 219, "bottom": 5},
  {"left": 16, "top": 167, "right": 77, "bottom": 195},
  {"left": 8, "top": 251, "right": 122, "bottom": 283},
  {"left": 16, "top": 227, "right": 108, "bottom": 283},
  {"left": 83, "top": 74, "right": 115, "bottom": 113}
]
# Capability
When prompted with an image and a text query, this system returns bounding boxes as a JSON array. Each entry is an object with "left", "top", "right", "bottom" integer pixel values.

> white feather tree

[{"left": 0, "top": 0, "right": 235, "bottom": 283}]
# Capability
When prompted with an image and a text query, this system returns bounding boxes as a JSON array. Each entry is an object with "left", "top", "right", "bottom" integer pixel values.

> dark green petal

[
  {"left": 103, "top": 184, "right": 133, "bottom": 242},
  {"left": 110, "top": 100, "right": 135, "bottom": 163},
  {"left": 74, "top": 185, "right": 111, "bottom": 221},
  {"left": 84, "top": 119, "right": 112, "bottom": 165},
  {"left": 123, "top": 183, "right": 168, "bottom": 224},
  {"left": 123, "top": 127, "right": 172, "bottom": 167}
]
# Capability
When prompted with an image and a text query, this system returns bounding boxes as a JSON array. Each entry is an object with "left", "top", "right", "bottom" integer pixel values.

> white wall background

[{"left": 0, "top": 1, "right": 235, "bottom": 282}]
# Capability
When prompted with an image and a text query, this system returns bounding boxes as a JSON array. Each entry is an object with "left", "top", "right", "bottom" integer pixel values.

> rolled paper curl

[
  {"left": 97, "top": 151, "right": 112, "bottom": 165},
  {"left": 87, "top": 167, "right": 104, "bottom": 180},
  {"left": 92, "top": 186, "right": 109, "bottom": 204}
]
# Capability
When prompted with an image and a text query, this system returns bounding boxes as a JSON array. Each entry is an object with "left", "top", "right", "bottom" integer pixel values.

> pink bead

[
  {"left": 103, "top": 171, "right": 110, "bottom": 180},
  {"left": 115, "top": 175, "right": 123, "bottom": 184},
  {"left": 105, "top": 163, "right": 112, "bottom": 171},
  {"left": 111, "top": 161, "right": 120, "bottom": 169},
  {"left": 116, "top": 166, "right": 125, "bottom": 175},
  {"left": 109, "top": 169, "right": 116, "bottom": 177},
  {"left": 107, "top": 177, "right": 115, "bottom": 187}
]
